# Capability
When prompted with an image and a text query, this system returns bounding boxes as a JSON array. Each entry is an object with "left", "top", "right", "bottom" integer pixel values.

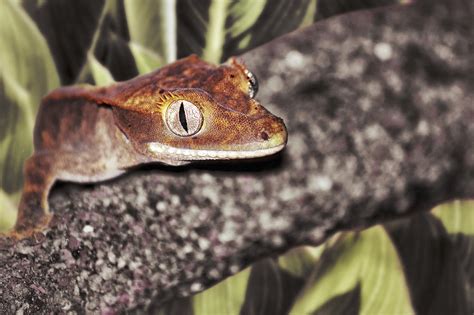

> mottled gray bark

[{"left": 1, "top": 0, "right": 473, "bottom": 313}]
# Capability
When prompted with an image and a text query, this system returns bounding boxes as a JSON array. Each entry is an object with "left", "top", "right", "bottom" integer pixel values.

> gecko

[{"left": 7, "top": 55, "right": 287, "bottom": 238}]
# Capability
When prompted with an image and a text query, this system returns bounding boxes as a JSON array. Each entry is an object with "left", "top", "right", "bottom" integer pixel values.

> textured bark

[{"left": 1, "top": 0, "right": 473, "bottom": 313}]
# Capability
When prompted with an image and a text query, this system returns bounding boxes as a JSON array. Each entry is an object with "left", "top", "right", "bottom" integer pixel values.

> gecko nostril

[{"left": 260, "top": 131, "right": 269, "bottom": 141}]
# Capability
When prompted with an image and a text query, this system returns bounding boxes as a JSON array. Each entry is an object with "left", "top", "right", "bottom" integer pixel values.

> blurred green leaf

[
  {"left": 22, "top": 0, "right": 105, "bottom": 84},
  {"left": 289, "top": 227, "right": 414, "bottom": 314},
  {"left": 193, "top": 267, "right": 251, "bottom": 315},
  {"left": 240, "top": 259, "right": 304, "bottom": 315},
  {"left": 121, "top": 0, "right": 318, "bottom": 67},
  {"left": 124, "top": 0, "right": 176, "bottom": 69},
  {"left": 93, "top": 25, "right": 138, "bottom": 82},
  {"left": 201, "top": 0, "right": 232, "bottom": 63},
  {"left": 278, "top": 245, "right": 325, "bottom": 278},
  {"left": 0, "top": 189, "right": 17, "bottom": 231},
  {"left": 177, "top": 0, "right": 317, "bottom": 63},
  {"left": 129, "top": 42, "right": 164, "bottom": 75},
  {"left": 88, "top": 53, "right": 115, "bottom": 86},
  {"left": 431, "top": 200, "right": 474, "bottom": 312},
  {"left": 23, "top": 0, "right": 139, "bottom": 83},
  {"left": 0, "top": 0, "right": 59, "bottom": 110},
  {"left": 432, "top": 200, "right": 474, "bottom": 235},
  {"left": 301, "top": 0, "right": 318, "bottom": 27},
  {"left": 0, "top": 69, "right": 31, "bottom": 234},
  {"left": 386, "top": 212, "right": 472, "bottom": 314},
  {"left": 0, "top": 0, "right": 59, "bottom": 196}
]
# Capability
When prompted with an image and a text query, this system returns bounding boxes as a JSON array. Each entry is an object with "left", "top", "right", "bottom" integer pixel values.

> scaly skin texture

[{"left": 10, "top": 55, "right": 287, "bottom": 237}]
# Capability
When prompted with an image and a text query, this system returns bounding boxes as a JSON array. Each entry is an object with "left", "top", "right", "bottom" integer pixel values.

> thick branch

[{"left": 1, "top": 0, "right": 473, "bottom": 312}]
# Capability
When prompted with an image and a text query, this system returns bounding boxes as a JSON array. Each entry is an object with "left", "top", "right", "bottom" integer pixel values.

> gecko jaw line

[{"left": 147, "top": 143, "right": 285, "bottom": 160}]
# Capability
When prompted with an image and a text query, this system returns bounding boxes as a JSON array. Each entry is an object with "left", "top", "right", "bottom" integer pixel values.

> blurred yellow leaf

[
  {"left": 278, "top": 245, "right": 325, "bottom": 278},
  {"left": 289, "top": 227, "right": 414, "bottom": 314},
  {"left": 0, "top": 189, "right": 17, "bottom": 232},
  {"left": 129, "top": 42, "right": 164, "bottom": 74},
  {"left": 0, "top": 0, "right": 59, "bottom": 230},
  {"left": 88, "top": 53, "right": 115, "bottom": 86},
  {"left": 193, "top": 267, "right": 251, "bottom": 315},
  {"left": 432, "top": 200, "right": 474, "bottom": 235},
  {"left": 124, "top": 0, "right": 177, "bottom": 68}
]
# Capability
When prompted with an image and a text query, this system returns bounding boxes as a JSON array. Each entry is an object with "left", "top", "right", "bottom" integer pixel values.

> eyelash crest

[
  {"left": 152, "top": 91, "right": 181, "bottom": 113},
  {"left": 157, "top": 91, "right": 179, "bottom": 104}
]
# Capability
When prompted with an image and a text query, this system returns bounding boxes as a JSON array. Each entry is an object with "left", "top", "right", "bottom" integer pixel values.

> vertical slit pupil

[{"left": 179, "top": 102, "right": 189, "bottom": 133}]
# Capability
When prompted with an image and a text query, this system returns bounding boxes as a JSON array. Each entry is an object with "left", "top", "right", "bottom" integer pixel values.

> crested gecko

[{"left": 8, "top": 55, "right": 287, "bottom": 238}]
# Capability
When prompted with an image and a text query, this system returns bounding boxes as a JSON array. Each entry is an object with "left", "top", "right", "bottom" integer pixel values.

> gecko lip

[{"left": 147, "top": 143, "right": 285, "bottom": 160}]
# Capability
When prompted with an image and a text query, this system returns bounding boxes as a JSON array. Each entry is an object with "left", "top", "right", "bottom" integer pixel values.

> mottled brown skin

[{"left": 8, "top": 55, "right": 287, "bottom": 238}]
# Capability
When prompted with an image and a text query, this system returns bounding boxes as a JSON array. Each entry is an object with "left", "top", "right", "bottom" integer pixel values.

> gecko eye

[
  {"left": 245, "top": 69, "right": 258, "bottom": 98},
  {"left": 166, "top": 100, "right": 203, "bottom": 137}
]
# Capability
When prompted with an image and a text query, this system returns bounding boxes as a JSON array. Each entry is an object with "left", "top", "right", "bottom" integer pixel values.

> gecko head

[
  {"left": 146, "top": 89, "right": 287, "bottom": 163},
  {"left": 112, "top": 55, "right": 287, "bottom": 164}
]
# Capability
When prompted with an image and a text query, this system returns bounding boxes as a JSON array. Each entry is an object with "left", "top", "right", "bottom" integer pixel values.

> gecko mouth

[{"left": 147, "top": 143, "right": 285, "bottom": 160}]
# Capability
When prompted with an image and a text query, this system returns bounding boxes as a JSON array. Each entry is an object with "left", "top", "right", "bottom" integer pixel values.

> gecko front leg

[
  {"left": 14, "top": 153, "right": 56, "bottom": 235},
  {"left": 13, "top": 151, "right": 128, "bottom": 237}
]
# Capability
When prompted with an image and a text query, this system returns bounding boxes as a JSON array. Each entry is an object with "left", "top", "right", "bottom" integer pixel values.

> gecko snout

[{"left": 256, "top": 116, "right": 287, "bottom": 148}]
